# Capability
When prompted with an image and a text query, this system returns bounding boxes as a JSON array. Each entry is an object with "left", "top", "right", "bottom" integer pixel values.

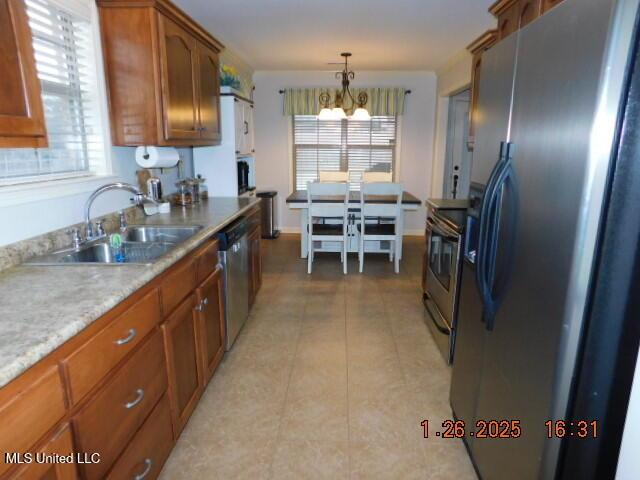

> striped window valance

[{"left": 283, "top": 87, "right": 407, "bottom": 116}]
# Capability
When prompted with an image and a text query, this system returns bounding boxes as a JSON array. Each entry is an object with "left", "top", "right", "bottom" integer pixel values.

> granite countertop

[{"left": 0, "top": 197, "right": 260, "bottom": 388}]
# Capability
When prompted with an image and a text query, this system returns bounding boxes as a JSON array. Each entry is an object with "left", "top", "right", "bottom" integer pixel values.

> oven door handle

[
  {"left": 426, "top": 217, "right": 459, "bottom": 242},
  {"left": 423, "top": 295, "right": 451, "bottom": 335}
]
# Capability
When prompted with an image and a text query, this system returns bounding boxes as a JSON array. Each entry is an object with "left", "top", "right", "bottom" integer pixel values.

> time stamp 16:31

[{"left": 420, "top": 420, "right": 599, "bottom": 439}]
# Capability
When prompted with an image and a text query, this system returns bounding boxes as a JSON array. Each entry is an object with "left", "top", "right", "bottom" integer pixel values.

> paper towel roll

[{"left": 135, "top": 146, "right": 180, "bottom": 169}]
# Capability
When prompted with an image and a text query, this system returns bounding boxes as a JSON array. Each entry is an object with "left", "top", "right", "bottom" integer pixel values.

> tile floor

[{"left": 159, "top": 234, "right": 477, "bottom": 479}]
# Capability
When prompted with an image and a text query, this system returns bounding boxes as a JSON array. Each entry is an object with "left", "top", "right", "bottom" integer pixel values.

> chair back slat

[
  {"left": 360, "top": 182, "right": 403, "bottom": 219},
  {"left": 307, "top": 181, "right": 349, "bottom": 217},
  {"left": 363, "top": 171, "right": 392, "bottom": 183},
  {"left": 319, "top": 171, "right": 349, "bottom": 182}
]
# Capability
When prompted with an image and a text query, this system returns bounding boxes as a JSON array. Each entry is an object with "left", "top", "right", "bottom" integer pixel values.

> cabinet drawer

[
  {"left": 195, "top": 239, "right": 219, "bottom": 285},
  {"left": 160, "top": 258, "right": 196, "bottom": 315},
  {"left": 64, "top": 289, "right": 161, "bottom": 404},
  {"left": 0, "top": 366, "right": 66, "bottom": 477},
  {"left": 106, "top": 393, "right": 173, "bottom": 480},
  {"left": 11, "top": 424, "right": 77, "bottom": 480},
  {"left": 73, "top": 331, "right": 167, "bottom": 480}
]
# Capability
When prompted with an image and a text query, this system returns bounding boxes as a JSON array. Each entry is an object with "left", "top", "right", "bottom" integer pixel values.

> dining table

[{"left": 286, "top": 190, "right": 421, "bottom": 258}]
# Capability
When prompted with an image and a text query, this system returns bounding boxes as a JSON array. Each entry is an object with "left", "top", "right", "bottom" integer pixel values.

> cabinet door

[
  {"left": 158, "top": 14, "right": 200, "bottom": 141},
  {"left": 497, "top": 2, "right": 519, "bottom": 40},
  {"left": 541, "top": 0, "right": 563, "bottom": 13},
  {"left": 12, "top": 425, "right": 77, "bottom": 479},
  {"left": 196, "top": 266, "right": 225, "bottom": 384},
  {"left": 243, "top": 102, "right": 254, "bottom": 154},
  {"left": 196, "top": 42, "right": 221, "bottom": 142},
  {"left": 0, "top": 0, "right": 47, "bottom": 147},
  {"left": 162, "top": 294, "right": 201, "bottom": 435},
  {"left": 468, "top": 52, "right": 483, "bottom": 145},
  {"left": 518, "top": 0, "right": 541, "bottom": 28},
  {"left": 234, "top": 98, "right": 245, "bottom": 155}
]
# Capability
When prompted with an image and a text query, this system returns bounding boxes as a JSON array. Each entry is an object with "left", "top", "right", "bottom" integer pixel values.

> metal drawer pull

[
  {"left": 114, "top": 328, "right": 137, "bottom": 346},
  {"left": 203, "top": 297, "right": 208, "bottom": 305},
  {"left": 124, "top": 388, "right": 144, "bottom": 409},
  {"left": 134, "top": 458, "right": 152, "bottom": 480}
]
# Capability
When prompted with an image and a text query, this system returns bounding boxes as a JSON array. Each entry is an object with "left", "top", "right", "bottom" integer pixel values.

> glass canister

[
  {"left": 190, "top": 177, "right": 201, "bottom": 204},
  {"left": 174, "top": 180, "right": 194, "bottom": 206}
]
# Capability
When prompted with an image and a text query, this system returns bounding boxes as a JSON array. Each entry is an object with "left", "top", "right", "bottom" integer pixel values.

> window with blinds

[
  {"left": 0, "top": 0, "right": 106, "bottom": 183},
  {"left": 293, "top": 115, "right": 397, "bottom": 190}
]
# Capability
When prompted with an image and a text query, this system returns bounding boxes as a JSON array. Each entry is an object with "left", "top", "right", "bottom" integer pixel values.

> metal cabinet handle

[
  {"left": 134, "top": 458, "right": 153, "bottom": 480},
  {"left": 124, "top": 388, "right": 144, "bottom": 409},
  {"left": 202, "top": 297, "right": 208, "bottom": 305},
  {"left": 114, "top": 328, "right": 137, "bottom": 346},
  {"left": 244, "top": 120, "right": 249, "bottom": 135}
]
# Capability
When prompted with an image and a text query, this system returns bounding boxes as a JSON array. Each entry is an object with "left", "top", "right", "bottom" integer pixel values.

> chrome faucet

[{"left": 84, "top": 182, "right": 159, "bottom": 241}]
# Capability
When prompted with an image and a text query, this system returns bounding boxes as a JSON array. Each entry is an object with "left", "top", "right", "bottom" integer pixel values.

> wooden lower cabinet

[
  {"left": 73, "top": 331, "right": 167, "bottom": 480},
  {"left": 196, "top": 266, "right": 225, "bottom": 384},
  {"left": 162, "top": 294, "right": 202, "bottom": 435},
  {"left": 12, "top": 425, "right": 77, "bottom": 480},
  {"left": 106, "top": 394, "right": 173, "bottom": 480},
  {"left": 1, "top": 225, "right": 261, "bottom": 479},
  {"left": 248, "top": 226, "right": 262, "bottom": 308}
]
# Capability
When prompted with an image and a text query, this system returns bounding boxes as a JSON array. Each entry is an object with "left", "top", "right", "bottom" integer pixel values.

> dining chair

[
  {"left": 319, "top": 171, "right": 349, "bottom": 182},
  {"left": 358, "top": 182, "right": 403, "bottom": 274},
  {"left": 362, "top": 171, "right": 393, "bottom": 182},
  {"left": 307, "top": 181, "right": 350, "bottom": 274}
]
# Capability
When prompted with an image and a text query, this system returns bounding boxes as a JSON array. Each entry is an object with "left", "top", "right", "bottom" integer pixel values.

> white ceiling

[{"left": 173, "top": 0, "right": 496, "bottom": 71}]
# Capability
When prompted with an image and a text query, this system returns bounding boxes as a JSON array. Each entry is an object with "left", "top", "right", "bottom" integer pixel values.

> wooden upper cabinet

[
  {"left": 466, "top": 29, "right": 498, "bottom": 148},
  {"left": 491, "top": 0, "right": 520, "bottom": 40},
  {"left": 0, "top": 0, "right": 47, "bottom": 148},
  {"left": 97, "top": 0, "right": 224, "bottom": 147},
  {"left": 158, "top": 15, "right": 200, "bottom": 141},
  {"left": 518, "top": 0, "right": 542, "bottom": 28},
  {"left": 197, "top": 43, "right": 221, "bottom": 142},
  {"left": 541, "top": 0, "right": 564, "bottom": 13}
]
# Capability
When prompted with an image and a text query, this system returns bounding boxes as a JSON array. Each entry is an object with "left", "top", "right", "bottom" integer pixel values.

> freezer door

[
  {"left": 450, "top": 258, "right": 486, "bottom": 452},
  {"left": 471, "top": 0, "right": 618, "bottom": 479},
  {"left": 469, "top": 33, "right": 518, "bottom": 190}
]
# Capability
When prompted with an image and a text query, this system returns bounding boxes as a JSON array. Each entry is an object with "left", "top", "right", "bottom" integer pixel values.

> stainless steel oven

[{"left": 423, "top": 207, "right": 465, "bottom": 364}]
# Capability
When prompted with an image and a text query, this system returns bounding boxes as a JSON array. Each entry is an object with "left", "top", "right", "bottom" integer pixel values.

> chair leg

[
  {"left": 359, "top": 236, "right": 364, "bottom": 273},
  {"left": 389, "top": 241, "right": 394, "bottom": 261},
  {"left": 394, "top": 237, "right": 401, "bottom": 274},
  {"left": 343, "top": 239, "right": 348, "bottom": 275},
  {"left": 308, "top": 237, "right": 313, "bottom": 274}
]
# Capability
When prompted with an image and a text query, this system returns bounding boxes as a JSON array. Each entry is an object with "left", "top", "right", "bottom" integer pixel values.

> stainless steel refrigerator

[{"left": 449, "top": 0, "right": 640, "bottom": 479}]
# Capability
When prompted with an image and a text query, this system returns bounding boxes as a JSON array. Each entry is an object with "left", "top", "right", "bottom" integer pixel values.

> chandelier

[{"left": 318, "top": 53, "right": 371, "bottom": 121}]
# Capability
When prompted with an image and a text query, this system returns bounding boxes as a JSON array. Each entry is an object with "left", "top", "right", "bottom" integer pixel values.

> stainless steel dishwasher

[{"left": 217, "top": 217, "right": 250, "bottom": 350}]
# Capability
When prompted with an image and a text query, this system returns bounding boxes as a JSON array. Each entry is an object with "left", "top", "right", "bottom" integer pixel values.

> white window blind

[
  {"left": 293, "top": 115, "right": 397, "bottom": 191},
  {"left": 0, "top": 0, "right": 106, "bottom": 182}
]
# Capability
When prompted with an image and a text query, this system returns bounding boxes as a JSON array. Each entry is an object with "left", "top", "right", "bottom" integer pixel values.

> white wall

[
  {"left": 432, "top": 52, "right": 472, "bottom": 198},
  {"left": 0, "top": 147, "right": 193, "bottom": 246},
  {"left": 253, "top": 70, "right": 437, "bottom": 234}
]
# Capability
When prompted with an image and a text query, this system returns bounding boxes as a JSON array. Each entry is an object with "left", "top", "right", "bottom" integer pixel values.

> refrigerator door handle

[
  {"left": 476, "top": 141, "right": 509, "bottom": 321},
  {"left": 484, "top": 142, "right": 519, "bottom": 331}
]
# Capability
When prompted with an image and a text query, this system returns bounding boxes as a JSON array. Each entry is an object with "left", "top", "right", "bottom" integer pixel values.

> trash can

[{"left": 257, "top": 191, "right": 280, "bottom": 239}]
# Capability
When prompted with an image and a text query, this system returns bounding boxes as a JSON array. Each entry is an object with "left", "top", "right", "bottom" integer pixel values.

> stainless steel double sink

[{"left": 27, "top": 225, "right": 204, "bottom": 265}]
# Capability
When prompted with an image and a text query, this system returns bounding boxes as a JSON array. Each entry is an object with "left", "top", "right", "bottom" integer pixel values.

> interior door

[
  {"left": 443, "top": 89, "right": 472, "bottom": 199},
  {"left": 196, "top": 266, "right": 225, "bottom": 384},
  {"left": 196, "top": 42, "right": 221, "bottom": 142},
  {"left": 0, "top": 0, "right": 47, "bottom": 146},
  {"left": 471, "top": 1, "right": 616, "bottom": 479},
  {"left": 158, "top": 14, "right": 200, "bottom": 141}
]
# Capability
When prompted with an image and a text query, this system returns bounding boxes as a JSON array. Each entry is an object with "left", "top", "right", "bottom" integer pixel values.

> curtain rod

[{"left": 278, "top": 89, "right": 412, "bottom": 94}]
